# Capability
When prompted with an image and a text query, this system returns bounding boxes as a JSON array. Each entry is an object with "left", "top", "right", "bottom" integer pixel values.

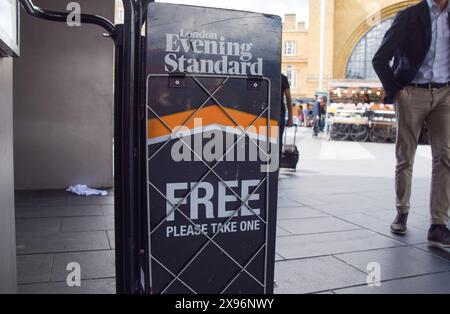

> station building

[{"left": 282, "top": 0, "right": 420, "bottom": 99}]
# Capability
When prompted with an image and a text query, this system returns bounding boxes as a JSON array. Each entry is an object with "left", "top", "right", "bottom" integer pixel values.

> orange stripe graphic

[{"left": 148, "top": 105, "right": 278, "bottom": 140}]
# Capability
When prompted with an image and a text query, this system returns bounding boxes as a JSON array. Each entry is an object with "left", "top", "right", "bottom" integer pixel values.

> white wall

[
  {"left": 0, "top": 56, "right": 17, "bottom": 293},
  {"left": 13, "top": 0, "right": 115, "bottom": 190}
]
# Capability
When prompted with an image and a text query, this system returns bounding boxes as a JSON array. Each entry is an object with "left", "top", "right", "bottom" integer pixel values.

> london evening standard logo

[{"left": 164, "top": 29, "right": 263, "bottom": 75}]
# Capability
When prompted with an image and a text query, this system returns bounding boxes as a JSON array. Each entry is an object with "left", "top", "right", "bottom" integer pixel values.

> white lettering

[
  {"left": 163, "top": 30, "right": 264, "bottom": 75},
  {"left": 166, "top": 183, "right": 188, "bottom": 221},
  {"left": 218, "top": 181, "right": 238, "bottom": 218},
  {"left": 241, "top": 180, "right": 261, "bottom": 216},
  {"left": 190, "top": 182, "right": 214, "bottom": 220}
]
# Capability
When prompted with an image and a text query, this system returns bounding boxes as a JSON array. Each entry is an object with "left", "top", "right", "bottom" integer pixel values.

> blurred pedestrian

[
  {"left": 292, "top": 103, "right": 301, "bottom": 126},
  {"left": 313, "top": 96, "right": 327, "bottom": 137},
  {"left": 280, "top": 74, "right": 294, "bottom": 154}
]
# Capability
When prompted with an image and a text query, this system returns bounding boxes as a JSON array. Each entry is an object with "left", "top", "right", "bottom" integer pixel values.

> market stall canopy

[{"left": 329, "top": 80, "right": 383, "bottom": 89}]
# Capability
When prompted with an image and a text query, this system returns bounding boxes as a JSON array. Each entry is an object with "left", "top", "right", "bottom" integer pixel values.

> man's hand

[
  {"left": 395, "top": 88, "right": 404, "bottom": 100},
  {"left": 287, "top": 116, "right": 294, "bottom": 127}
]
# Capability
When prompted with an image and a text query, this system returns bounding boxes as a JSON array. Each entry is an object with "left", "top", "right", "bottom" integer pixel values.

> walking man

[{"left": 373, "top": 0, "right": 450, "bottom": 248}]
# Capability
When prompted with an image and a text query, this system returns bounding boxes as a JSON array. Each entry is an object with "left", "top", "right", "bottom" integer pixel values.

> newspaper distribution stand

[
  {"left": 18, "top": 0, "right": 281, "bottom": 294},
  {"left": 145, "top": 4, "right": 282, "bottom": 294}
]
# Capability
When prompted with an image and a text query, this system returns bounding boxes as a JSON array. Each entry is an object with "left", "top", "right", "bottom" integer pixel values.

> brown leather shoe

[
  {"left": 428, "top": 225, "right": 450, "bottom": 249},
  {"left": 390, "top": 213, "right": 408, "bottom": 235}
]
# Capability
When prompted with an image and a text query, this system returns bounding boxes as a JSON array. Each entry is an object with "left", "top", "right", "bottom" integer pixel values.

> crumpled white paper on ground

[{"left": 67, "top": 184, "right": 108, "bottom": 196}]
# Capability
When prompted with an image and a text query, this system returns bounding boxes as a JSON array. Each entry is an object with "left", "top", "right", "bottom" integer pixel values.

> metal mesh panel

[{"left": 146, "top": 74, "right": 274, "bottom": 294}]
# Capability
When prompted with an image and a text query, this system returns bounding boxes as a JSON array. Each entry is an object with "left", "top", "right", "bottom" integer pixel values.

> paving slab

[
  {"left": 61, "top": 215, "right": 114, "bottom": 232},
  {"left": 15, "top": 197, "right": 67, "bottom": 208},
  {"left": 16, "top": 231, "right": 110, "bottom": 254},
  {"left": 51, "top": 250, "right": 115, "bottom": 281},
  {"left": 106, "top": 230, "right": 115, "bottom": 250},
  {"left": 15, "top": 190, "right": 44, "bottom": 199},
  {"left": 413, "top": 244, "right": 450, "bottom": 261},
  {"left": 277, "top": 217, "right": 360, "bottom": 236},
  {"left": 15, "top": 190, "right": 69, "bottom": 199},
  {"left": 365, "top": 224, "right": 428, "bottom": 245},
  {"left": 18, "top": 278, "right": 116, "bottom": 294},
  {"left": 66, "top": 196, "right": 114, "bottom": 206},
  {"left": 274, "top": 256, "right": 366, "bottom": 294},
  {"left": 281, "top": 191, "right": 326, "bottom": 207},
  {"left": 335, "top": 246, "right": 450, "bottom": 281},
  {"left": 364, "top": 210, "right": 431, "bottom": 231},
  {"left": 310, "top": 203, "right": 390, "bottom": 217},
  {"left": 276, "top": 229, "right": 404, "bottom": 260},
  {"left": 15, "top": 218, "right": 62, "bottom": 234},
  {"left": 277, "top": 207, "right": 328, "bottom": 220},
  {"left": 16, "top": 205, "right": 103, "bottom": 219},
  {"left": 358, "top": 191, "right": 396, "bottom": 202},
  {"left": 336, "top": 213, "right": 389, "bottom": 228},
  {"left": 276, "top": 226, "right": 291, "bottom": 237},
  {"left": 347, "top": 198, "right": 394, "bottom": 211},
  {"left": 102, "top": 205, "right": 114, "bottom": 216},
  {"left": 17, "top": 254, "right": 53, "bottom": 284},
  {"left": 277, "top": 198, "right": 304, "bottom": 208},
  {"left": 335, "top": 272, "right": 450, "bottom": 294},
  {"left": 311, "top": 193, "right": 370, "bottom": 206}
]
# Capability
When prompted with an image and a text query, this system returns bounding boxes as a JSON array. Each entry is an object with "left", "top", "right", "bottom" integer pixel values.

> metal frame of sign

[
  {"left": 19, "top": 0, "right": 152, "bottom": 294},
  {"left": 146, "top": 73, "right": 274, "bottom": 294}
]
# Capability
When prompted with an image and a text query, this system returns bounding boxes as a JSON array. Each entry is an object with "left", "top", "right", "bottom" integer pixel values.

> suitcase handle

[{"left": 283, "top": 124, "right": 298, "bottom": 146}]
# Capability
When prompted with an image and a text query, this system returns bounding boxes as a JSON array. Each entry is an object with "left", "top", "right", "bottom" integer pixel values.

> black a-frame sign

[{"left": 144, "top": 3, "right": 282, "bottom": 294}]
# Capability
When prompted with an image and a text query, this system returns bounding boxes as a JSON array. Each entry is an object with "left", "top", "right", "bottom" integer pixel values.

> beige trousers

[{"left": 396, "top": 86, "right": 450, "bottom": 225}]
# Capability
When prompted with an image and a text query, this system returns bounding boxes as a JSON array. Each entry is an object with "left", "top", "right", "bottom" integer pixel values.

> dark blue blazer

[{"left": 372, "top": 0, "right": 450, "bottom": 101}]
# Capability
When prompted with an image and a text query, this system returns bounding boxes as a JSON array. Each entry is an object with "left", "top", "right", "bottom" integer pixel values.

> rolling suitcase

[{"left": 280, "top": 125, "right": 300, "bottom": 171}]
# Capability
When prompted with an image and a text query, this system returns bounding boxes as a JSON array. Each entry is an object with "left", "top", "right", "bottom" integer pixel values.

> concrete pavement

[{"left": 14, "top": 127, "right": 450, "bottom": 294}]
